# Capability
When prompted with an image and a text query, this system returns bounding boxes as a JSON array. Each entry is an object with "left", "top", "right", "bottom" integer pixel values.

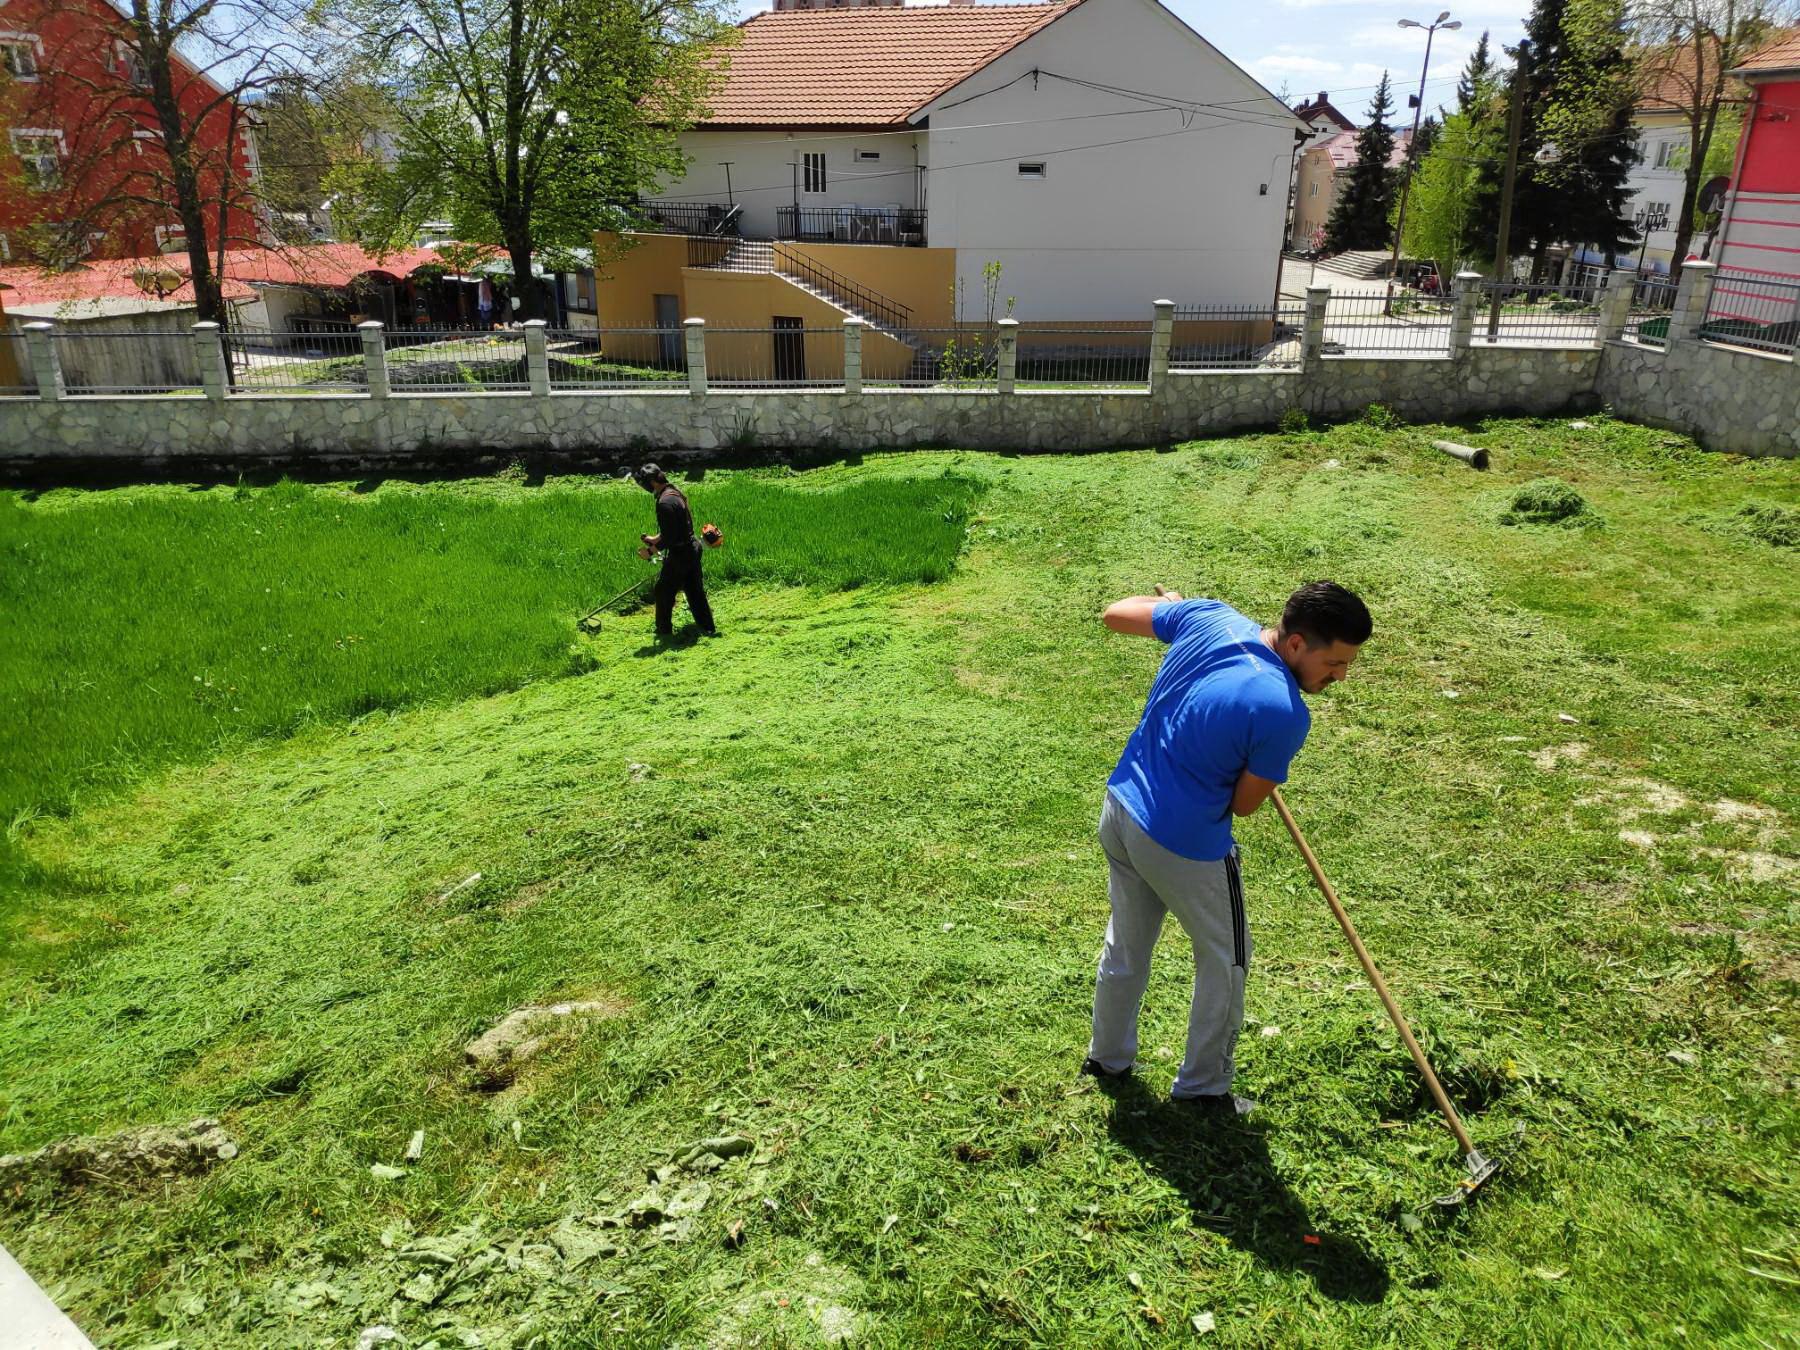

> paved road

[{"left": 1, "top": 1244, "right": 95, "bottom": 1349}]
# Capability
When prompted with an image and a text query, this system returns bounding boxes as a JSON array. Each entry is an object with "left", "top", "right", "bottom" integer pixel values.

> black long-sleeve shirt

[{"left": 655, "top": 485, "right": 695, "bottom": 550}]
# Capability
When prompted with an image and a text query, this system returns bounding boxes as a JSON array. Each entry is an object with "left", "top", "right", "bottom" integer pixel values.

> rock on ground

[
  {"left": 0, "top": 1118, "right": 237, "bottom": 1203},
  {"left": 463, "top": 999, "right": 626, "bottom": 1085}
]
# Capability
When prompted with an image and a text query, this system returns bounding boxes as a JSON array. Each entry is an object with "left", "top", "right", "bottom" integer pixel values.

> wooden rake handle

[{"left": 1269, "top": 787, "right": 1477, "bottom": 1157}]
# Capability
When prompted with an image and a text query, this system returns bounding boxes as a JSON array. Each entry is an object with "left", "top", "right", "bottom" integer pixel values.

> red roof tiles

[
  {"left": 700, "top": 2, "right": 1081, "bottom": 128},
  {"left": 0, "top": 244, "right": 446, "bottom": 308},
  {"left": 1734, "top": 26, "right": 1800, "bottom": 76}
]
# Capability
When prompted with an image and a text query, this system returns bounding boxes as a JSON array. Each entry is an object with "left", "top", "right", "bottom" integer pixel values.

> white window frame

[
  {"left": 802, "top": 151, "right": 826, "bottom": 194},
  {"left": 855, "top": 149, "right": 880, "bottom": 162},
  {"left": 154, "top": 222, "right": 187, "bottom": 252},
  {"left": 10, "top": 127, "right": 64, "bottom": 189},
  {"left": 132, "top": 128, "right": 163, "bottom": 156},
  {"left": 0, "top": 31, "right": 42, "bottom": 80},
  {"left": 0, "top": 232, "right": 10, "bottom": 263},
  {"left": 1017, "top": 161, "right": 1047, "bottom": 179}
]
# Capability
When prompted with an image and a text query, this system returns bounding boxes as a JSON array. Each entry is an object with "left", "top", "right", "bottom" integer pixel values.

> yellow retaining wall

[
  {"left": 783, "top": 244, "right": 956, "bottom": 329},
  {"left": 591, "top": 231, "right": 689, "bottom": 328}
]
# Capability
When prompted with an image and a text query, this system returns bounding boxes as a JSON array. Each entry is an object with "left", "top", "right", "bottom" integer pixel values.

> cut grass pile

[
  {"left": 0, "top": 470, "right": 980, "bottom": 847},
  {"left": 0, "top": 417, "right": 1796, "bottom": 1346}
]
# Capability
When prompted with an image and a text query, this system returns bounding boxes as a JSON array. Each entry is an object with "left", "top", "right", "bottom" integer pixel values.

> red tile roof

[
  {"left": 0, "top": 245, "right": 447, "bottom": 308},
  {"left": 1636, "top": 37, "right": 1753, "bottom": 110},
  {"left": 1310, "top": 126, "right": 1412, "bottom": 172},
  {"left": 700, "top": 2, "right": 1081, "bottom": 128},
  {"left": 1734, "top": 26, "right": 1800, "bottom": 76}
]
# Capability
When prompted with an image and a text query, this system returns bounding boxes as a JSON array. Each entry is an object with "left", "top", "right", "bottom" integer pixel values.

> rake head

[{"left": 1434, "top": 1148, "right": 1504, "bottom": 1208}]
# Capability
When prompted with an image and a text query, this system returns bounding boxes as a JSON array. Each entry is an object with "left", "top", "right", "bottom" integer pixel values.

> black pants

[{"left": 655, "top": 541, "right": 715, "bottom": 636}]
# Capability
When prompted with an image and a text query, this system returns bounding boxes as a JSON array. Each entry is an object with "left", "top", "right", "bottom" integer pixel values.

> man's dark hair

[
  {"left": 1279, "top": 581, "right": 1372, "bottom": 648},
  {"left": 631, "top": 462, "right": 666, "bottom": 489}
]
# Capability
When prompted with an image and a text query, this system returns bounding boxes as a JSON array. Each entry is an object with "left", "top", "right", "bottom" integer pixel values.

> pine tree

[
  {"left": 1324, "top": 73, "right": 1399, "bottom": 254},
  {"left": 1472, "top": 0, "right": 1640, "bottom": 274},
  {"left": 1457, "top": 31, "right": 1494, "bottom": 115}
]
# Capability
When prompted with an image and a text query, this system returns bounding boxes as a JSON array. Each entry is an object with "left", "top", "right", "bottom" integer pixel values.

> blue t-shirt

[{"left": 1107, "top": 599, "right": 1311, "bottom": 861}]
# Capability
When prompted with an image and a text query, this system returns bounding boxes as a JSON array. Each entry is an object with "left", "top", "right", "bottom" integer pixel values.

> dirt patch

[
  {"left": 1619, "top": 829, "right": 1658, "bottom": 850},
  {"left": 464, "top": 997, "right": 630, "bottom": 1087},
  {"left": 1621, "top": 778, "right": 1689, "bottom": 815},
  {"left": 1531, "top": 742, "right": 1589, "bottom": 771},
  {"left": 1697, "top": 848, "right": 1800, "bottom": 885},
  {"left": 503, "top": 876, "right": 566, "bottom": 916},
  {"left": 1, "top": 1117, "right": 237, "bottom": 1205}
]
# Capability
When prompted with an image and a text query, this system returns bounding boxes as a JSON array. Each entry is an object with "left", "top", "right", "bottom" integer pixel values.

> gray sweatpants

[{"left": 1087, "top": 791, "right": 1251, "bottom": 1098}]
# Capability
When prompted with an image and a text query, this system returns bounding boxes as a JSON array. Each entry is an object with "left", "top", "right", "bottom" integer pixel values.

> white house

[{"left": 598, "top": 0, "right": 1303, "bottom": 335}]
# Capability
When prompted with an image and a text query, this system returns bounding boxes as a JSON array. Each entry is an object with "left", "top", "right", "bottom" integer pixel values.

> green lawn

[{"left": 1, "top": 416, "right": 1796, "bottom": 1347}]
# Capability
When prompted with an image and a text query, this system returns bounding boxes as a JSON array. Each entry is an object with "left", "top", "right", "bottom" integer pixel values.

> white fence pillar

[
  {"left": 1670, "top": 261, "right": 1717, "bottom": 345},
  {"left": 1597, "top": 268, "right": 1637, "bottom": 345},
  {"left": 996, "top": 318, "right": 1018, "bottom": 394},
  {"left": 191, "top": 322, "right": 227, "bottom": 400},
  {"left": 684, "top": 317, "right": 707, "bottom": 396},
  {"left": 523, "top": 319, "right": 550, "bottom": 396},
  {"left": 1149, "top": 298, "right": 1175, "bottom": 395},
  {"left": 23, "top": 322, "right": 63, "bottom": 401},
  {"left": 842, "top": 317, "right": 863, "bottom": 395},
  {"left": 1301, "top": 286, "right": 1331, "bottom": 372},
  {"left": 358, "top": 321, "right": 389, "bottom": 399},
  {"left": 1450, "top": 272, "right": 1485, "bottom": 355}
]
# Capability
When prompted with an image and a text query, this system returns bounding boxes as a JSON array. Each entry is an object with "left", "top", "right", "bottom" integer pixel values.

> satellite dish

[{"left": 1697, "top": 176, "right": 1730, "bottom": 214}]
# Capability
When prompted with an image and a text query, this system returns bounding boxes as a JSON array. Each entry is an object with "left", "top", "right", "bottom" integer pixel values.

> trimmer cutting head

[{"left": 1434, "top": 1149, "right": 1503, "bottom": 1208}]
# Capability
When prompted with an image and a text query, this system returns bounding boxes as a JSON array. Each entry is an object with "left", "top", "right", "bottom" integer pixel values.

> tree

[
  {"left": 1457, "top": 30, "right": 1495, "bottom": 114},
  {"left": 1324, "top": 73, "right": 1399, "bottom": 253},
  {"left": 316, "top": 0, "right": 734, "bottom": 319},
  {"left": 1629, "top": 0, "right": 1793, "bottom": 276},
  {"left": 1398, "top": 110, "right": 1501, "bottom": 273},
  {"left": 1473, "top": 0, "right": 1643, "bottom": 274},
  {"left": 9, "top": 0, "right": 308, "bottom": 322}
]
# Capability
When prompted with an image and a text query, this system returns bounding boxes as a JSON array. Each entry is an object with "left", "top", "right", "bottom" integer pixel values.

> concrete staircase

[
  {"left": 1315, "top": 249, "right": 1393, "bottom": 280},
  {"left": 690, "top": 240, "right": 915, "bottom": 344}
]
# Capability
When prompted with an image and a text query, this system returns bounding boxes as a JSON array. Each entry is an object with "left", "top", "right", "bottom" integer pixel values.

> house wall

[
  {"left": 1290, "top": 147, "right": 1336, "bottom": 250},
  {"left": 1717, "top": 81, "right": 1800, "bottom": 287},
  {"left": 915, "top": 0, "right": 1296, "bottom": 316},
  {"left": 591, "top": 231, "right": 692, "bottom": 327},
  {"left": 1612, "top": 109, "right": 1692, "bottom": 274},
  {"left": 0, "top": 0, "right": 260, "bottom": 263},
  {"left": 666, "top": 130, "right": 925, "bottom": 241}
]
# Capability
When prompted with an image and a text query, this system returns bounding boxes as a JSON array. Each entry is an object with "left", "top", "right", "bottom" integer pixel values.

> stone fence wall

[{"left": 0, "top": 264, "right": 1793, "bottom": 475}]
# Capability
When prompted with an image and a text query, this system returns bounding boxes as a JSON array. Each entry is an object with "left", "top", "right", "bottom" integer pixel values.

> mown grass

[{"left": 0, "top": 417, "right": 1796, "bottom": 1348}]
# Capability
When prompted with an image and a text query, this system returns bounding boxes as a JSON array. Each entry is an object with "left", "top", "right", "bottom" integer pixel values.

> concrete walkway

[{"left": 0, "top": 1245, "right": 95, "bottom": 1350}]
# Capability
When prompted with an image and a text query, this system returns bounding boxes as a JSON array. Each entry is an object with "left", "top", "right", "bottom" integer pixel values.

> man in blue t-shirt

[{"left": 1083, "top": 580, "right": 1372, "bottom": 1114}]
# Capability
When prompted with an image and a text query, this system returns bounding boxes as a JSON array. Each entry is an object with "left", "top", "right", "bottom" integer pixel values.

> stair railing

[{"left": 771, "top": 243, "right": 912, "bottom": 333}]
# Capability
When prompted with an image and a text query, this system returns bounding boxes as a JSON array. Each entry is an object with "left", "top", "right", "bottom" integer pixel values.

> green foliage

[
  {"left": 317, "top": 0, "right": 735, "bottom": 314},
  {"left": 1278, "top": 407, "right": 1312, "bottom": 435},
  {"left": 1732, "top": 502, "right": 1798, "bottom": 548},
  {"left": 1358, "top": 402, "right": 1404, "bottom": 430},
  {"left": 0, "top": 473, "right": 981, "bottom": 837},
  {"left": 1324, "top": 73, "right": 1399, "bottom": 253},
  {"left": 1399, "top": 109, "right": 1502, "bottom": 271}
]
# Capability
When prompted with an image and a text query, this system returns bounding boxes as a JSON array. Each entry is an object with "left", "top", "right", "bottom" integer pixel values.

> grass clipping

[{"left": 1501, "top": 477, "right": 1599, "bottom": 529}]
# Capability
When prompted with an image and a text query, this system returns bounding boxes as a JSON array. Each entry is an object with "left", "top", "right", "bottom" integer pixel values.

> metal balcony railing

[
  {"left": 777, "top": 206, "right": 926, "bottom": 247},
  {"left": 634, "top": 199, "right": 742, "bottom": 237}
]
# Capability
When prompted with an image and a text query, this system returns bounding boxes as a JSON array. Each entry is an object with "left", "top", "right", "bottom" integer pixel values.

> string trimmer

[
  {"left": 1270, "top": 787, "right": 1505, "bottom": 1208},
  {"left": 577, "top": 525, "right": 724, "bottom": 633}
]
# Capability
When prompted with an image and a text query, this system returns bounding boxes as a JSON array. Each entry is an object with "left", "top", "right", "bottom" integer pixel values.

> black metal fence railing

[
  {"left": 0, "top": 332, "right": 37, "bottom": 393},
  {"left": 1626, "top": 276, "right": 1679, "bottom": 348},
  {"left": 707, "top": 327, "right": 846, "bottom": 389},
  {"left": 546, "top": 329, "right": 689, "bottom": 390},
  {"left": 1322, "top": 292, "right": 1455, "bottom": 356},
  {"left": 771, "top": 243, "right": 912, "bottom": 334},
  {"left": 866, "top": 327, "right": 1001, "bottom": 390},
  {"left": 225, "top": 327, "right": 364, "bottom": 392},
  {"left": 1702, "top": 270, "right": 1800, "bottom": 358},
  {"left": 687, "top": 236, "right": 742, "bottom": 269},
  {"left": 776, "top": 206, "right": 927, "bottom": 247},
  {"left": 634, "top": 199, "right": 742, "bottom": 237},
  {"left": 1470, "top": 282, "right": 1600, "bottom": 348},
  {"left": 1015, "top": 324, "right": 1154, "bottom": 387},
  {"left": 1170, "top": 303, "right": 1305, "bottom": 370}
]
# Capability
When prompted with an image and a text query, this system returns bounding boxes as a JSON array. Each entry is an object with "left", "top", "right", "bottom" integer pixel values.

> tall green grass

[{"left": 0, "top": 471, "right": 979, "bottom": 835}]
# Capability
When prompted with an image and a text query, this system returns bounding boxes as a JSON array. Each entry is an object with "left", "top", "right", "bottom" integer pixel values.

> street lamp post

[{"left": 1387, "top": 11, "right": 1460, "bottom": 309}]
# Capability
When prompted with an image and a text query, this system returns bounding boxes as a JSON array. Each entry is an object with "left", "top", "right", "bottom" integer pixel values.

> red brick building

[{"left": 0, "top": 0, "right": 261, "bottom": 266}]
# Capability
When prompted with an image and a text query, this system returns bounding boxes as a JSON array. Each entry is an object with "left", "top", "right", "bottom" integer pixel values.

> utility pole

[
  {"left": 1387, "top": 11, "right": 1460, "bottom": 313},
  {"left": 1487, "top": 39, "right": 1531, "bottom": 339}
]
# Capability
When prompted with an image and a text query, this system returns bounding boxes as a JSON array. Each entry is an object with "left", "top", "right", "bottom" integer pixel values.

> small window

[
  {"left": 855, "top": 150, "right": 880, "bottom": 162},
  {"left": 10, "top": 130, "right": 62, "bottom": 189},
  {"left": 154, "top": 222, "right": 186, "bottom": 252},
  {"left": 1309, "top": 181, "right": 1319, "bottom": 197},
  {"left": 1017, "top": 161, "right": 1046, "bottom": 178},
  {"left": 1, "top": 37, "right": 39, "bottom": 79},
  {"left": 132, "top": 128, "right": 162, "bottom": 155},
  {"left": 115, "top": 40, "right": 151, "bottom": 88},
  {"left": 802, "top": 151, "right": 826, "bottom": 193}
]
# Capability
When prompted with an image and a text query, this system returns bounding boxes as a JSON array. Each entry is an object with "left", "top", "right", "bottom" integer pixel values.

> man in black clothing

[{"left": 632, "top": 463, "right": 717, "bottom": 639}]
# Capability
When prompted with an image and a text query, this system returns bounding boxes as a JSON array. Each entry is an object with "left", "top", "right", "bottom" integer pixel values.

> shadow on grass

[{"left": 1102, "top": 1076, "right": 1390, "bottom": 1304}]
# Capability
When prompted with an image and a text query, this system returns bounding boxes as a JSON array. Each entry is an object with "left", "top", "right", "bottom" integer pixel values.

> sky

[{"left": 731, "top": 0, "right": 1537, "bottom": 124}]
